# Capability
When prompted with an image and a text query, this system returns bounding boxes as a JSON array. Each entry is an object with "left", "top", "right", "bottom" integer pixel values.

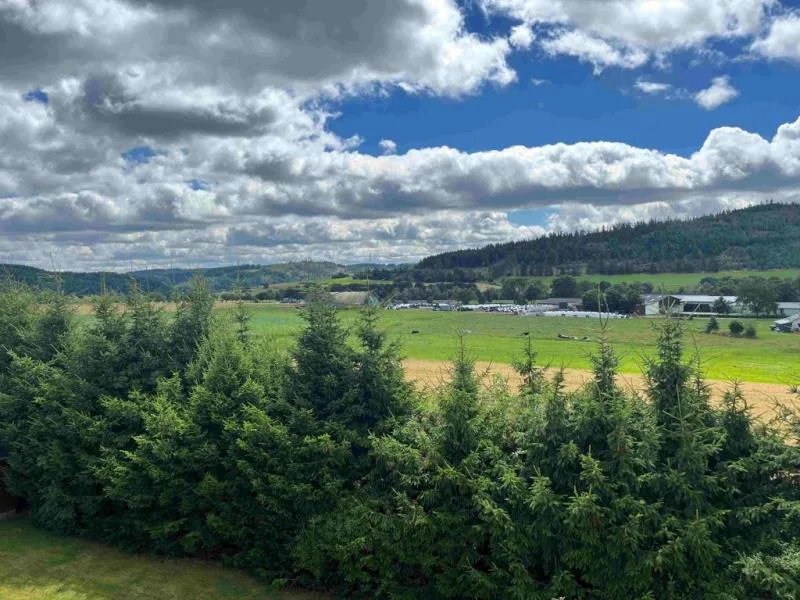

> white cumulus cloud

[
  {"left": 635, "top": 80, "right": 672, "bottom": 94},
  {"left": 379, "top": 139, "right": 398, "bottom": 155},
  {"left": 694, "top": 76, "right": 739, "bottom": 110},
  {"left": 482, "top": 0, "right": 775, "bottom": 71},
  {"left": 541, "top": 30, "right": 648, "bottom": 72},
  {"left": 1, "top": 0, "right": 800, "bottom": 269},
  {"left": 752, "top": 12, "right": 800, "bottom": 61}
]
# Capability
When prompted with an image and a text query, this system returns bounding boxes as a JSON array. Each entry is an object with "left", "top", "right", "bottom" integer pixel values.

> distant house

[
  {"left": 433, "top": 300, "right": 456, "bottom": 312},
  {"left": 777, "top": 302, "right": 800, "bottom": 318},
  {"left": 537, "top": 298, "right": 583, "bottom": 310},
  {"left": 773, "top": 313, "right": 800, "bottom": 333},
  {"left": 643, "top": 295, "right": 798, "bottom": 318},
  {"left": 642, "top": 294, "right": 664, "bottom": 316},
  {"left": 666, "top": 295, "right": 740, "bottom": 315},
  {"left": 644, "top": 295, "right": 742, "bottom": 316}
]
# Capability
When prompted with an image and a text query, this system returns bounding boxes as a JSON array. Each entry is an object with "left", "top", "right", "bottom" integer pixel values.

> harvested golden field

[{"left": 403, "top": 359, "right": 798, "bottom": 419}]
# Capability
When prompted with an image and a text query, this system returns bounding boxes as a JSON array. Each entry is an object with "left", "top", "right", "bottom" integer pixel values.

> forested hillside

[
  {"left": 417, "top": 203, "right": 800, "bottom": 278},
  {"left": 0, "top": 261, "right": 371, "bottom": 296}
]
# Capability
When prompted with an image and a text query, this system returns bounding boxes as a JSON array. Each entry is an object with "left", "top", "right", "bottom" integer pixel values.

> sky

[{"left": 2, "top": 0, "right": 800, "bottom": 271}]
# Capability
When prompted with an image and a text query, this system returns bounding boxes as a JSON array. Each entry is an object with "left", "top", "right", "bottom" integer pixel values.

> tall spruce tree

[
  {"left": 288, "top": 288, "right": 355, "bottom": 422},
  {"left": 169, "top": 275, "right": 214, "bottom": 374}
]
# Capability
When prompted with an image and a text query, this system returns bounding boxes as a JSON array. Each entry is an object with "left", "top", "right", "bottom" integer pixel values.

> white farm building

[
  {"left": 642, "top": 296, "right": 800, "bottom": 318},
  {"left": 773, "top": 313, "right": 800, "bottom": 333},
  {"left": 643, "top": 295, "right": 739, "bottom": 317},
  {"left": 777, "top": 302, "right": 800, "bottom": 317}
]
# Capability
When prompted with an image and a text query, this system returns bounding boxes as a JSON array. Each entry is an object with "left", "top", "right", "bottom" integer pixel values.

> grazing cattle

[{"left": 411, "top": 330, "right": 420, "bottom": 334}]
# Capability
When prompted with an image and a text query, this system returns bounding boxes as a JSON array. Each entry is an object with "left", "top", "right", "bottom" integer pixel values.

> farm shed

[
  {"left": 773, "top": 313, "right": 800, "bottom": 333},
  {"left": 646, "top": 295, "right": 742, "bottom": 316},
  {"left": 642, "top": 294, "right": 663, "bottom": 316},
  {"left": 777, "top": 302, "right": 800, "bottom": 317},
  {"left": 665, "top": 295, "right": 740, "bottom": 315},
  {"left": 537, "top": 298, "right": 583, "bottom": 310}
]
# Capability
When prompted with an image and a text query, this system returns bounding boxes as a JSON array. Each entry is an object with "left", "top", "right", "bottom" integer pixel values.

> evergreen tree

[
  {"left": 705, "top": 316, "right": 719, "bottom": 333},
  {"left": 288, "top": 288, "right": 355, "bottom": 422},
  {"left": 34, "top": 284, "right": 73, "bottom": 362},
  {"left": 169, "top": 275, "right": 214, "bottom": 374},
  {"left": 513, "top": 334, "right": 545, "bottom": 398}
]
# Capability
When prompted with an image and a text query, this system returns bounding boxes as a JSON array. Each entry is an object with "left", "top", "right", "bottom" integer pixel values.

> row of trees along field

[
  {"left": 213, "top": 274, "right": 800, "bottom": 315},
  {"left": 372, "top": 274, "right": 799, "bottom": 314},
  {"left": 3, "top": 279, "right": 800, "bottom": 598}
]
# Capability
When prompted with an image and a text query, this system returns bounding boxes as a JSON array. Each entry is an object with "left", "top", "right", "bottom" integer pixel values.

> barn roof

[
  {"left": 669, "top": 295, "right": 738, "bottom": 304},
  {"left": 777, "top": 302, "right": 800, "bottom": 309}
]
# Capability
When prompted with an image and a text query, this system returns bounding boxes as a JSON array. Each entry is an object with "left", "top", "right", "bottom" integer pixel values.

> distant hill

[
  {"left": 0, "top": 261, "right": 375, "bottom": 296},
  {"left": 416, "top": 203, "right": 800, "bottom": 278}
]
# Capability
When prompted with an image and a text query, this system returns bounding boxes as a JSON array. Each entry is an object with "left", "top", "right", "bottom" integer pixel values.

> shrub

[
  {"left": 744, "top": 324, "right": 757, "bottom": 338},
  {"left": 705, "top": 316, "right": 719, "bottom": 333},
  {"left": 729, "top": 320, "right": 745, "bottom": 336}
]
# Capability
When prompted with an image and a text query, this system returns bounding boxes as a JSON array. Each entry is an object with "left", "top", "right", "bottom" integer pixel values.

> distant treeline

[
  {"left": 2, "top": 281, "right": 800, "bottom": 597},
  {"left": 417, "top": 203, "right": 800, "bottom": 279},
  {"left": 215, "top": 273, "right": 800, "bottom": 316},
  {"left": 0, "top": 262, "right": 400, "bottom": 297}
]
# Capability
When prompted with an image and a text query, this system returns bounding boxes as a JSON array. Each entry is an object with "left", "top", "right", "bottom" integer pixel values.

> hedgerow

[{"left": 1, "top": 280, "right": 799, "bottom": 598}]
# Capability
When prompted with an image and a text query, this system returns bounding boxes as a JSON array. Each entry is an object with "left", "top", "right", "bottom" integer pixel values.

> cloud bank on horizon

[{"left": 2, "top": 0, "right": 800, "bottom": 270}]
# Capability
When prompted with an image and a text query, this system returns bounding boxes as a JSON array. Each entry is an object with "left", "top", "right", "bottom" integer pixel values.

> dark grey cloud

[{"left": 81, "top": 74, "right": 281, "bottom": 138}]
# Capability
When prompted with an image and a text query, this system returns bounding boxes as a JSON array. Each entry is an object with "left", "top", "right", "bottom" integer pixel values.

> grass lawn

[
  {"left": 501, "top": 269, "right": 800, "bottom": 292},
  {"left": 242, "top": 305, "right": 800, "bottom": 385},
  {"left": 0, "top": 518, "right": 322, "bottom": 600}
]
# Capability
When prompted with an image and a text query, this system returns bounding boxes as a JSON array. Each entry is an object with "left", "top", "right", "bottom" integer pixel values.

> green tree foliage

[
  {"left": 169, "top": 276, "right": 215, "bottom": 372},
  {"left": 551, "top": 275, "right": 578, "bottom": 298},
  {"left": 2, "top": 283, "right": 800, "bottom": 598},
  {"left": 0, "top": 281, "right": 37, "bottom": 377},
  {"left": 417, "top": 203, "right": 800, "bottom": 278},
  {"left": 524, "top": 281, "right": 546, "bottom": 302},
  {"left": 705, "top": 316, "right": 720, "bottom": 333},
  {"left": 738, "top": 277, "right": 779, "bottom": 316},
  {"left": 0, "top": 282, "right": 215, "bottom": 535},
  {"left": 581, "top": 283, "right": 642, "bottom": 313},
  {"left": 712, "top": 296, "right": 732, "bottom": 315},
  {"left": 729, "top": 320, "right": 745, "bottom": 336}
]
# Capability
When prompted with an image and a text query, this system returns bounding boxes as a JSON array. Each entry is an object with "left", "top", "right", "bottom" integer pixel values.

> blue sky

[
  {"left": 2, "top": 0, "right": 800, "bottom": 269},
  {"left": 332, "top": 3, "right": 800, "bottom": 157},
  {"left": 327, "top": 7, "right": 800, "bottom": 228}
]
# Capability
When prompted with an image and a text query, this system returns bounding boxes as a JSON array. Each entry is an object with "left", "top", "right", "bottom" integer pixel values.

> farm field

[
  {"left": 241, "top": 305, "right": 800, "bottom": 386},
  {"left": 499, "top": 269, "right": 800, "bottom": 292},
  {"left": 72, "top": 302, "right": 799, "bottom": 385},
  {"left": 0, "top": 518, "right": 322, "bottom": 600},
  {"left": 402, "top": 360, "right": 797, "bottom": 419}
]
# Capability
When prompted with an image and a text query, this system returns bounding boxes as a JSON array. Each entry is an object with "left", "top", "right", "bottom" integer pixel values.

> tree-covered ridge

[
  {"left": 418, "top": 203, "right": 800, "bottom": 277},
  {"left": 0, "top": 262, "right": 394, "bottom": 297}
]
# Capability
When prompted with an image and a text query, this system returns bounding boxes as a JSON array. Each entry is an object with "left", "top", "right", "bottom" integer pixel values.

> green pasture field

[
  {"left": 500, "top": 269, "right": 800, "bottom": 292},
  {"left": 0, "top": 518, "right": 322, "bottom": 600},
  {"left": 241, "top": 304, "right": 800, "bottom": 385}
]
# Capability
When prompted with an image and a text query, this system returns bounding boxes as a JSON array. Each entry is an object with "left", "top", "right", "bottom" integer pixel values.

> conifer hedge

[{"left": 1, "top": 280, "right": 799, "bottom": 598}]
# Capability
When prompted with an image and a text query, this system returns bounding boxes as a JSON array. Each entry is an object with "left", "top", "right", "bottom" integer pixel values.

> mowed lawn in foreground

[
  {"left": 244, "top": 305, "right": 800, "bottom": 385},
  {"left": 0, "top": 518, "right": 322, "bottom": 600}
]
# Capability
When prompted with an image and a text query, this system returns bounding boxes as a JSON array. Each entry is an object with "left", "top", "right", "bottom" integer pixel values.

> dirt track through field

[{"left": 403, "top": 359, "right": 798, "bottom": 418}]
